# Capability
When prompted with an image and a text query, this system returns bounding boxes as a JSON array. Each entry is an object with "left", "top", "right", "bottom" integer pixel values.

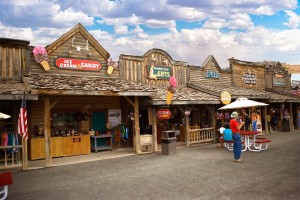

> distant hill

[{"left": 283, "top": 64, "right": 300, "bottom": 74}]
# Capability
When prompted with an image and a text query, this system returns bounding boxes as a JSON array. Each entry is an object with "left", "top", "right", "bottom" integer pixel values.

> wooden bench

[
  {"left": 255, "top": 139, "right": 272, "bottom": 151},
  {"left": 0, "top": 172, "right": 13, "bottom": 200}
]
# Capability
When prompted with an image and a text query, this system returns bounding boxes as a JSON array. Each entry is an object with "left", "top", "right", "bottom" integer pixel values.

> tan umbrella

[
  {"left": 0, "top": 112, "right": 11, "bottom": 119},
  {"left": 218, "top": 98, "right": 268, "bottom": 110}
]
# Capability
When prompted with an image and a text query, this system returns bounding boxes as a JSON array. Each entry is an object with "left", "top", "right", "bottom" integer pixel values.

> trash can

[{"left": 161, "top": 131, "right": 176, "bottom": 155}]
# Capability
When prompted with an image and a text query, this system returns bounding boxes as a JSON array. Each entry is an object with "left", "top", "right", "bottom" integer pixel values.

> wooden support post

[
  {"left": 22, "top": 138, "right": 28, "bottom": 170},
  {"left": 289, "top": 103, "right": 294, "bottom": 131},
  {"left": 44, "top": 96, "right": 52, "bottom": 167},
  {"left": 134, "top": 96, "right": 141, "bottom": 154},
  {"left": 185, "top": 115, "right": 190, "bottom": 147},
  {"left": 263, "top": 106, "right": 268, "bottom": 134},
  {"left": 152, "top": 108, "right": 158, "bottom": 152},
  {"left": 211, "top": 107, "right": 216, "bottom": 141}
]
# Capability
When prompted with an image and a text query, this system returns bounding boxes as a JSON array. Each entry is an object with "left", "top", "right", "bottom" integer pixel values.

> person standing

[
  {"left": 267, "top": 112, "right": 271, "bottom": 132},
  {"left": 251, "top": 109, "right": 257, "bottom": 131},
  {"left": 230, "top": 111, "right": 245, "bottom": 163}
]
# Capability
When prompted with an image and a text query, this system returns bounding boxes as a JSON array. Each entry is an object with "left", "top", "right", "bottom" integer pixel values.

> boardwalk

[{"left": 5, "top": 130, "right": 300, "bottom": 200}]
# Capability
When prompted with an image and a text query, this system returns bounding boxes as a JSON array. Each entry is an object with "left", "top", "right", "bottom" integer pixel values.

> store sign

[
  {"left": 242, "top": 71, "right": 258, "bottom": 86},
  {"left": 273, "top": 77, "right": 286, "bottom": 87},
  {"left": 220, "top": 91, "right": 231, "bottom": 105},
  {"left": 205, "top": 70, "right": 220, "bottom": 78},
  {"left": 55, "top": 58, "right": 102, "bottom": 71},
  {"left": 292, "top": 80, "right": 300, "bottom": 87},
  {"left": 147, "top": 65, "right": 172, "bottom": 80},
  {"left": 73, "top": 138, "right": 81, "bottom": 143},
  {"left": 157, "top": 109, "right": 172, "bottom": 120}
]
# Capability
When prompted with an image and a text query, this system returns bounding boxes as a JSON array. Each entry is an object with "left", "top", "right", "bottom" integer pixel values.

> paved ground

[{"left": 4, "top": 130, "right": 300, "bottom": 200}]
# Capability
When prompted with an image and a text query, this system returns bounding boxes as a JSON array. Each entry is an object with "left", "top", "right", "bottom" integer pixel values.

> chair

[{"left": 0, "top": 172, "right": 13, "bottom": 200}]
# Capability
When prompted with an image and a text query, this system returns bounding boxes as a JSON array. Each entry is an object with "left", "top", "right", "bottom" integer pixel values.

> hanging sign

[
  {"left": 157, "top": 109, "right": 172, "bottom": 120},
  {"left": 273, "top": 73, "right": 286, "bottom": 87},
  {"left": 242, "top": 71, "right": 258, "bottom": 86},
  {"left": 147, "top": 65, "right": 172, "bottom": 80},
  {"left": 220, "top": 91, "right": 231, "bottom": 105},
  {"left": 55, "top": 58, "right": 102, "bottom": 71}
]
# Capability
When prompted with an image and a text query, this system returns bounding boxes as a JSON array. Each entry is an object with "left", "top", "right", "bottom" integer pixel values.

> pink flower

[
  {"left": 169, "top": 76, "right": 177, "bottom": 88},
  {"left": 33, "top": 46, "right": 47, "bottom": 56}
]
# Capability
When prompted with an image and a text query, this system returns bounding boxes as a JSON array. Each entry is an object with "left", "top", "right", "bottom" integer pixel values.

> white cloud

[
  {"left": 255, "top": 5, "right": 274, "bottom": 15},
  {"left": 145, "top": 19, "right": 178, "bottom": 33},
  {"left": 114, "top": 25, "right": 129, "bottom": 35},
  {"left": 52, "top": 8, "right": 94, "bottom": 26},
  {"left": 203, "top": 18, "right": 227, "bottom": 30},
  {"left": 227, "top": 13, "right": 254, "bottom": 30},
  {"left": 283, "top": 10, "right": 300, "bottom": 28}
]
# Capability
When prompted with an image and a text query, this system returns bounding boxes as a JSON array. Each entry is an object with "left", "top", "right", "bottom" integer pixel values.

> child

[{"left": 223, "top": 124, "right": 233, "bottom": 141}]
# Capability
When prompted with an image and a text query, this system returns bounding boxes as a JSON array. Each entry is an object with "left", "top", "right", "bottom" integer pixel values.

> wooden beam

[
  {"left": 134, "top": 96, "right": 141, "bottom": 154},
  {"left": 44, "top": 96, "right": 52, "bottom": 167},
  {"left": 152, "top": 108, "right": 158, "bottom": 152},
  {"left": 124, "top": 96, "right": 134, "bottom": 107},
  {"left": 185, "top": 115, "right": 190, "bottom": 147},
  {"left": 50, "top": 96, "right": 62, "bottom": 109}
]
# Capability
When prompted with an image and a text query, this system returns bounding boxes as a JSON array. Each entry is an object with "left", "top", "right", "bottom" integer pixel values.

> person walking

[{"left": 230, "top": 111, "right": 245, "bottom": 163}]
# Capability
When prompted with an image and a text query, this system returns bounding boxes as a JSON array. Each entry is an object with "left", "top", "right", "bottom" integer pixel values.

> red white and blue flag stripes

[{"left": 18, "top": 94, "right": 28, "bottom": 140}]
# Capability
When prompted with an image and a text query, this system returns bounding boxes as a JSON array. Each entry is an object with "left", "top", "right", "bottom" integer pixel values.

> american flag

[{"left": 18, "top": 95, "right": 28, "bottom": 140}]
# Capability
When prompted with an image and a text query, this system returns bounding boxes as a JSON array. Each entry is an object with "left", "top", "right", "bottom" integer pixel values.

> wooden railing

[
  {"left": 0, "top": 145, "right": 22, "bottom": 169},
  {"left": 188, "top": 128, "right": 214, "bottom": 144}
]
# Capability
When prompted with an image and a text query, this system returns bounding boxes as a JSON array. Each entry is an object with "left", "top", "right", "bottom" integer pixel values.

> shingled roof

[
  {"left": 150, "top": 86, "right": 221, "bottom": 105},
  {"left": 187, "top": 82, "right": 298, "bottom": 102},
  {"left": 23, "top": 74, "right": 157, "bottom": 96},
  {"left": 0, "top": 81, "right": 38, "bottom": 100}
]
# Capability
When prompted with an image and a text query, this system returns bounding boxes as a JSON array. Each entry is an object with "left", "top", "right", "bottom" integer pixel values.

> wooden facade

[
  {"left": 119, "top": 49, "right": 187, "bottom": 88},
  {"left": 229, "top": 58, "right": 266, "bottom": 90},
  {"left": 265, "top": 61, "right": 291, "bottom": 92},
  {"left": 188, "top": 55, "right": 232, "bottom": 86},
  {"left": 0, "top": 38, "right": 29, "bottom": 81}
]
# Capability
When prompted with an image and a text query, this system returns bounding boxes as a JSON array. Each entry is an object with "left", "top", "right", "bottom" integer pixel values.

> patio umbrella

[
  {"left": 0, "top": 112, "right": 11, "bottom": 119},
  {"left": 218, "top": 97, "right": 268, "bottom": 110}
]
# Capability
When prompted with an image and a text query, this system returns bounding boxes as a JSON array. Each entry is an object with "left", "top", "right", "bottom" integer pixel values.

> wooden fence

[
  {"left": 0, "top": 145, "right": 22, "bottom": 169},
  {"left": 188, "top": 127, "right": 214, "bottom": 144}
]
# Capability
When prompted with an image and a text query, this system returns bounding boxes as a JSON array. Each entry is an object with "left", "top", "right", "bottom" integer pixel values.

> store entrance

[{"left": 92, "top": 112, "right": 106, "bottom": 133}]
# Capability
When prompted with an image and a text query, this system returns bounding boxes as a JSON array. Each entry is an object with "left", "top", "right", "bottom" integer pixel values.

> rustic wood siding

[
  {"left": 29, "top": 32, "right": 119, "bottom": 78},
  {"left": 232, "top": 64, "right": 265, "bottom": 90},
  {"left": 0, "top": 46, "right": 27, "bottom": 81},
  {"left": 119, "top": 50, "right": 187, "bottom": 87},
  {"left": 188, "top": 67, "right": 232, "bottom": 85}
]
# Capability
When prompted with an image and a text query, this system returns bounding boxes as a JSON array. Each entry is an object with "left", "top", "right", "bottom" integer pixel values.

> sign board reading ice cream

[{"left": 55, "top": 58, "right": 102, "bottom": 71}]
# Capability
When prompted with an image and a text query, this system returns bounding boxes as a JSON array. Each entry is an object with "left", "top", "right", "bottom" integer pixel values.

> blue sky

[{"left": 1, "top": 0, "right": 300, "bottom": 80}]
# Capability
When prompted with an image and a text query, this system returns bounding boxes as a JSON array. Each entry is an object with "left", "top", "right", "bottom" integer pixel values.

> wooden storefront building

[
  {"left": 1, "top": 24, "right": 299, "bottom": 170},
  {"left": 187, "top": 57, "right": 298, "bottom": 133}
]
